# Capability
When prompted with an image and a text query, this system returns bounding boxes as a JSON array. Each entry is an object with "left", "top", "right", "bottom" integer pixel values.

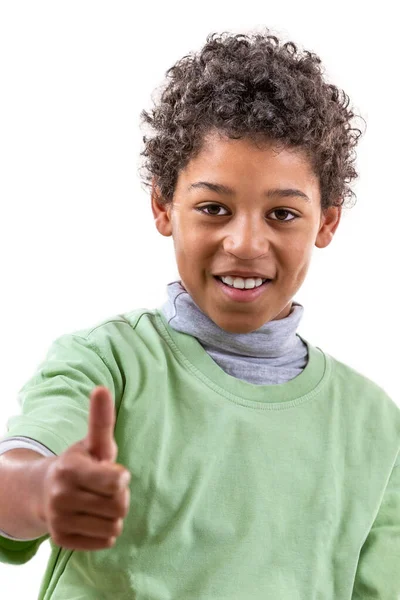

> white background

[{"left": 0, "top": 1, "right": 398, "bottom": 597}]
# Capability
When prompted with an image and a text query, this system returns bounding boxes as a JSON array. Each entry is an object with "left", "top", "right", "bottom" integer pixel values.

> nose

[{"left": 222, "top": 215, "right": 270, "bottom": 260}]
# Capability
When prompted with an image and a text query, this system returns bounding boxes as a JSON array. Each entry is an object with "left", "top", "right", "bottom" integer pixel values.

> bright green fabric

[{"left": 1, "top": 308, "right": 399, "bottom": 599}]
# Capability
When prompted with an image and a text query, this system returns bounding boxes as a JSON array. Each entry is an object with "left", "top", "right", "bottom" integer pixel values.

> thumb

[{"left": 85, "top": 386, "right": 117, "bottom": 462}]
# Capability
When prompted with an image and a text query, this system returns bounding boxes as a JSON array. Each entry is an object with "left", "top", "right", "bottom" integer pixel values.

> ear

[
  {"left": 151, "top": 179, "right": 173, "bottom": 237},
  {"left": 315, "top": 205, "right": 342, "bottom": 249}
]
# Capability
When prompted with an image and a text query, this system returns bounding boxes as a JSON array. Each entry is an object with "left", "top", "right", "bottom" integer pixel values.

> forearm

[{"left": 0, "top": 449, "right": 54, "bottom": 539}]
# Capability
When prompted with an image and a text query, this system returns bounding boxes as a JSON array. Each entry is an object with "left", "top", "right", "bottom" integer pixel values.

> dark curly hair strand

[{"left": 139, "top": 28, "right": 366, "bottom": 212}]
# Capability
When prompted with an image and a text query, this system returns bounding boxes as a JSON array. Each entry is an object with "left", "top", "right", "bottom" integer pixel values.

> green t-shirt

[{"left": 1, "top": 308, "right": 399, "bottom": 599}]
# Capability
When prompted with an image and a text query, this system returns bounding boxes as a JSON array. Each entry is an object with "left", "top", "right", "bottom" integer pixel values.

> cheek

[
  {"left": 176, "top": 221, "right": 202, "bottom": 246},
  {"left": 174, "top": 230, "right": 205, "bottom": 271},
  {"left": 280, "top": 236, "right": 314, "bottom": 277},
  {"left": 181, "top": 229, "right": 216, "bottom": 259},
  {"left": 283, "top": 236, "right": 310, "bottom": 261}
]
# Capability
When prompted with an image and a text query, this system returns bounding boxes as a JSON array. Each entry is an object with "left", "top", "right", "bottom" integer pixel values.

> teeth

[{"left": 220, "top": 276, "right": 266, "bottom": 289}]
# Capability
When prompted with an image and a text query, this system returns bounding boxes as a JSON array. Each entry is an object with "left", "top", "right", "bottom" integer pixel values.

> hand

[{"left": 38, "top": 386, "right": 131, "bottom": 551}]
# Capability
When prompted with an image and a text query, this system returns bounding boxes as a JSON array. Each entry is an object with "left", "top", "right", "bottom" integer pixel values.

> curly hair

[{"left": 138, "top": 28, "right": 366, "bottom": 212}]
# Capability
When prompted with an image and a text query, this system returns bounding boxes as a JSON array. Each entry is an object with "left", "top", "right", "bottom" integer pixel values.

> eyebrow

[{"left": 188, "top": 181, "right": 311, "bottom": 203}]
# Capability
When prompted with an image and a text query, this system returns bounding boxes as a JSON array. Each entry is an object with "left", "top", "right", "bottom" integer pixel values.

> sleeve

[
  {"left": 0, "top": 437, "right": 57, "bottom": 459},
  {"left": 0, "top": 332, "right": 119, "bottom": 565},
  {"left": 351, "top": 449, "right": 400, "bottom": 599}
]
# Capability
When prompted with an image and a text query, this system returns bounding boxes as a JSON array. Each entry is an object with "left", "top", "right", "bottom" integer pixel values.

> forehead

[{"left": 177, "top": 132, "right": 319, "bottom": 193}]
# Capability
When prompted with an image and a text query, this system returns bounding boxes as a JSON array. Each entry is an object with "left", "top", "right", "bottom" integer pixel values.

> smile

[{"left": 213, "top": 275, "right": 272, "bottom": 303}]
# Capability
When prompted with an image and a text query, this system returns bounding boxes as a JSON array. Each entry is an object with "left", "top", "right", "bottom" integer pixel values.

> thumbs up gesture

[{"left": 38, "top": 386, "right": 131, "bottom": 551}]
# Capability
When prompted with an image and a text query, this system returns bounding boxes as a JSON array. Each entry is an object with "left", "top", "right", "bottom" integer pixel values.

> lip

[{"left": 213, "top": 275, "right": 272, "bottom": 303}]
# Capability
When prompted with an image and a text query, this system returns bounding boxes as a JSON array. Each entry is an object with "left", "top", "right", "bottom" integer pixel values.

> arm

[
  {"left": 0, "top": 329, "right": 121, "bottom": 564},
  {"left": 352, "top": 450, "right": 400, "bottom": 599},
  {"left": 0, "top": 449, "right": 55, "bottom": 540}
]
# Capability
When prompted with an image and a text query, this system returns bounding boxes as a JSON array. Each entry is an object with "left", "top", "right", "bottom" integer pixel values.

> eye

[
  {"left": 195, "top": 204, "right": 299, "bottom": 222},
  {"left": 269, "top": 209, "right": 299, "bottom": 223},
  {"left": 196, "top": 204, "right": 229, "bottom": 217}
]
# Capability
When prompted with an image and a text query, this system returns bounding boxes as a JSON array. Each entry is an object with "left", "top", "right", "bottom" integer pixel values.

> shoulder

[
  {"left": 63, "top": 308, "right": 160, "bottom": 349},
  {"left": 43, "top": 308, "right": 161, "bottom": 379},
  {"left": 325, "top": 350, "right": 400, "bottom": 433},
  {"left": 328, "top": 352, "right": 392, "bottom": 399}
]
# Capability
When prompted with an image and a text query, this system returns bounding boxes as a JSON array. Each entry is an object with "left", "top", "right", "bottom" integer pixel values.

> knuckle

[
  {"left": 109, "top": 481, "right": 119, "bottom": 494},
  {"left": 114, "top": 496, "right": 125, "bottom": 518},
  {"left": 55, "top": 459, "right": 75, "bottom": 480},
  {"left": 50, "top": 484, "right": 67, "bottom": 505},
  {"left": 49, "top": 486, "right": 74, "bottom": 513},
  {"left": 113, "top": 488, "right": 130, "bottom": 518},
  {"left": 109, "top": 478, "right": 122, "bottom": 494},
  {"left": 112, "top": 518, "right": 123, "bottom": 537},
  {"left": 121, "top": 489, "right": 130, "bottom": 517}
]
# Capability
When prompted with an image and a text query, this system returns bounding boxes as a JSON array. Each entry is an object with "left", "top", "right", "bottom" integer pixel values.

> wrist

[{"left": 31, "top": 456, "right": 56, "bottom": 532}]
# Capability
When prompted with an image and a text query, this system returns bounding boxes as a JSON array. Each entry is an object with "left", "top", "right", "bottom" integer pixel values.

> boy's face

[{"left": 152, "top": 132, "right": 341, "bottom": 333}]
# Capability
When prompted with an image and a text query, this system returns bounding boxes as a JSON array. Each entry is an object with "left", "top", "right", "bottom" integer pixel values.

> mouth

[{"left": 213, "top": 275, "right": 272, "bottom": 302}]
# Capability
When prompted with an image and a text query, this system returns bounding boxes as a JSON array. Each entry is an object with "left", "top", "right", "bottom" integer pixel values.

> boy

[{"left": 1, "top": 29, "right": 399, "bottom": 599}]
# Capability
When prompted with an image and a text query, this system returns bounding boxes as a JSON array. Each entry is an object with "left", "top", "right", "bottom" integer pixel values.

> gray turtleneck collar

[{"left": 159, "top": 280, "right": 309, "bottom": 385}]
